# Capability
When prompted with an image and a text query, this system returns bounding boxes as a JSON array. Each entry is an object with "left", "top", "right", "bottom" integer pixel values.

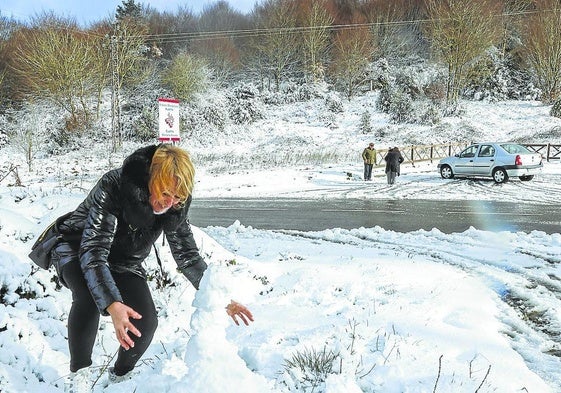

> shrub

[
  {"left": 325, "top": 92, "right": 343, "bottom": 113},
  {"left": 133, "top": 107, "right": 157, "bottom": 142},
  {"left": 376, "top": 84, "right": 392, "bottom": 113},
  {"left": 227, "top": 83, "right": 263, "bottom": 125},
  {"left": 420, "top": 104, "right": 442, "bottom": 125},
  {"left": 0, "top": 113, "right": 10, "bottom": 149},
  {"left": 359, "top": 110, "right": 372, "bottom": 134},
  {"left": 283, "top": 346, "right": 340, "bottom": 390},
  {"left": 551, "top": 98, "right": 561, "bottom": 118},
  {"left": 161, "top": 53, "right": 209, "bottom": 102},
  {"left": 388, "top": 91, "right": 414, "bottom": 123},
  {"left": 319, "top": 112, "right": 337, "bottom": 128},
  {"left": 64, "top": 110, "right": 90, "bottom": 133},
  {"left": 261, "top": 89, "right": 286, "bottom": 105},
  {"left": 201, "top": 98, "right": 227, "bottom": 131},
  {"left": 395, "top": 71, "right": 422, "bottom": 99},
  {"left": 424, "top": 78, "right": 447, "bottom": 103}
]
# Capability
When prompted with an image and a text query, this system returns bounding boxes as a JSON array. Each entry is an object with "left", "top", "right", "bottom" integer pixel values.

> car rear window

[{"left": 501, "top": 143, "right": 531, "bottom": 154}]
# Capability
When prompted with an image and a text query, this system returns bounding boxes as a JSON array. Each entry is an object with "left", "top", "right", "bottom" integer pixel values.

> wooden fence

[
  {"left": 375, "top": 142, "right": 561, "bottom": 167},
  {"left": 375, "top": 142, "right": 468, "bottom": 166},
  {"left": 523, "top": 143, "right": 561, "bottom": 161}
]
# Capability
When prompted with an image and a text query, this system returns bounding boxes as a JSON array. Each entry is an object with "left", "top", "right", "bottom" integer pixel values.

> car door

[
  {"left": 472, "top": 144, "right": 496, "bottom": 175},
  {"left": 452, "top": 145, "right": 478, "bottom": 175}
]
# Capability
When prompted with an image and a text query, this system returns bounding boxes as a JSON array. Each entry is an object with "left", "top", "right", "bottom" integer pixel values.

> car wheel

[
  {"left": 492, "top": 168, "right": 509, "bottom": 183},
  {"left": 519, "top": 175, "right": 534, "bottom": 181},
  {"left": 440, "top": 165, "right": 454, "bottom": 179}
]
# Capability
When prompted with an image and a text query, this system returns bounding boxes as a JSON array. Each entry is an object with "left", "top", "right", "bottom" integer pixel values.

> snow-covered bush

[
  {"left": 463, "top": 50, "right": 509, "bottom": 102},
  {"left": 261, "top": 82, "right": 318, "bottom": 106},
  {"left": 550, "top": 97, "right": 561, "bottom": 119},
  {"left": 227, "top": 83, "right": 263, "bottom": 125},
  {"left": 0, "top": 130, "right": 6, "bottom": 148},
  {"left": 364, "top": 58, "right": 390, "bottom": 92},
  {"left": 294, "top": 83, "right": 316, "bottom": 101},
  {"left": 359, "top": 110, "right": 372, "bottom": 134},
  {"left": 0, "top": 113, "right": 10, "bottom": 149},
  {"left": 325, "top": 93, "right": 343, "bottom": 113},
  {"left": 463, "top": 47, "right": 540, "bottom": 101},
  {"left": 388, "top": 91, "right": 414, "bottom": 123},
  {"left": 420, "top": 104, "right": 442, "bottom": 125},
  {"left": 180, "top": 106, "right": 202, "bottom": 139},
  {"left": 133, "top": 107, "right": 158, "bottom": 142},
  {"left": 377, "top": 83, "right": 416, "bottom": 123},
  {"left": 395, "top": 72, "right": 422, "bottom": 100},
  {"left": 319, "top": 112, "right": 337, "bottom": 129},
  {"left": 278, "top": 83, "right": 300, "bottom": 104},
  {"left": 374, "top": 125, "right": 389, "bottom": 139},
  {"left": 201, "top": 97, "right": 228, "bottom": 131},
  {"left": 424, "top": 78, "right": 447, "bottom": 103},
  {"left": 261, "top": 89, "right": 287, "bottom": 105},
  {"left": 375, "top": 84, "right": 392, "bottom": 113}
]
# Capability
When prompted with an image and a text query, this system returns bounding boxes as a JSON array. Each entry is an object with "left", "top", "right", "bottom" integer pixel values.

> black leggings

[{"left": 55, "top": 242, "right": 158, "bottom": 375}]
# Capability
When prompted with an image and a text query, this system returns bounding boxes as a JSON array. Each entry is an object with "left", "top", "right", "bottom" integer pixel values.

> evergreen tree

[
  {"left": 116, "top": 0, "right": 142, "bottom": 21},
  {"left": 359, "top": 110, "right": 372, "bottom": 134}
]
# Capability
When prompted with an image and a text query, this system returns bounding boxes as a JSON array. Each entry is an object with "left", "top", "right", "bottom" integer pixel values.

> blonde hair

[{"left": 148, "top": 144, "right": 194, "bottom": 207}]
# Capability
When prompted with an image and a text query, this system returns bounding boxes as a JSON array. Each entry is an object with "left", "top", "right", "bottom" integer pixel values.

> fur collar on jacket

[{"left": 120, "top": 144, "right": 187, "bottom": 232}]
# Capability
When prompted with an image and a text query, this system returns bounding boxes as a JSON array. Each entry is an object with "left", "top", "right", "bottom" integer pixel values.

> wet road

[{"left": 190, "top": 198, "right": 560, "bottom": 234}]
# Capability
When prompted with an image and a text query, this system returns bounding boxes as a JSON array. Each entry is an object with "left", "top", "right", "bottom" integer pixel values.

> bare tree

[
  {"left": 107, "top": 15, "right": 151, "bottom": 149},
  {"left": 111, "top": 18, "right": 151, "bottom": 91},
  {"left": 144, "top": 6, "right": 197, "bottom": 59},
  {"left": 361, "top": 0, "right": 411, "bottom": 58},
  {"left": 424, "top": 0, "right": 503, "bottom": 106},
  {"left": 330, "top": 16, "right": 372, "bottom": 98},
  {"left": 194, "top": 1, "right": 247, "bottom": 85},
  {"left": 13, "top": 103, "right": 44, "bottom": 171},
  {"left": 521, "top": 0, "right": 561, "bottom": 103},
  {"left": 253, "top": 0, "right": 300, "bottom": 90},
  {"left": 296, "top": 0, "right": 334, "bottom": 82}
]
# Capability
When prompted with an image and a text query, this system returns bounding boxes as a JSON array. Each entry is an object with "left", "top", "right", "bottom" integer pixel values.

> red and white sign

[{"left": 158, "top": 98, "right": 180, "bottom": 142}]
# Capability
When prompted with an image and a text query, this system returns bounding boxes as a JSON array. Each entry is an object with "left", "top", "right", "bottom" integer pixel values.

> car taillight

[{"left": 515, "top": 155, "right": 522, "bottom": 165}]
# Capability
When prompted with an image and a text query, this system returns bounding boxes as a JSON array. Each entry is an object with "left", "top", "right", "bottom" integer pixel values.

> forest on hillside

[{"left": 0, "top": 0, "right": 560, "bottom": 152}]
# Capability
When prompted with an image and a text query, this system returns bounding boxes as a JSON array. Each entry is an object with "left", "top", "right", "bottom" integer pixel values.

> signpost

[{"left": 158, "top": 98, "right": 180, "bottom": 143}]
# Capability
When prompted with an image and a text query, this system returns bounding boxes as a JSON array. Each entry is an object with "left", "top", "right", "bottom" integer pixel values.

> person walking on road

[
  {"left": 384, "top": 146, "right": 404, "bottom": 185},
  {"left": 362, "top": 142, "right": 377, "bottom": 181}
]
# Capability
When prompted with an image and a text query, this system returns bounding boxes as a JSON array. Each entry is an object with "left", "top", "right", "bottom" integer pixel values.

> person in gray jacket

[
  {"left": 384, "top": 146, "right": 404, "bottom": 185},
  {"left": 50, "top": 144, "right": 253, "bottom": 389}
]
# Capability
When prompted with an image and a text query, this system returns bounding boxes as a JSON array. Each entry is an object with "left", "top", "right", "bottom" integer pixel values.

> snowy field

[{"left": 1, "top": 98, "right": 561, "bottom": 392}]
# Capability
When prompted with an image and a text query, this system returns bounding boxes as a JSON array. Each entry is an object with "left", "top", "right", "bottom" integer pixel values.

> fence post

[{"left": 547, "top": 143, "right": 551, "bottom": 162}]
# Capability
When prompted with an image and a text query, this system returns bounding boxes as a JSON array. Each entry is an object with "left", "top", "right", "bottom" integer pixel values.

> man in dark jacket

[
  {"left": 384, "top": 146, "right": 404, "bottom": 185},
  {"left": 51, "top": 144, "right": 253, "bottom": 389}
]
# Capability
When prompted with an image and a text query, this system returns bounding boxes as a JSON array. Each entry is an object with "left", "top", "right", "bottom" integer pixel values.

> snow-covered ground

[{"left": 1, "top": 98, "right": 561, "bottom": 392}]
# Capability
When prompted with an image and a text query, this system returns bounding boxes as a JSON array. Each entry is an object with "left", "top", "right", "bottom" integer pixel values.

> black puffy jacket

[{"left": 57, "top": 145, "right": 207, "bottom": 314}]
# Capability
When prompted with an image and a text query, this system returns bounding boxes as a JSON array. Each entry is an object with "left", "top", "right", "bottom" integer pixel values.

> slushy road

[{"left": 190, "top": 198, "right": 559, "bottom": 234}]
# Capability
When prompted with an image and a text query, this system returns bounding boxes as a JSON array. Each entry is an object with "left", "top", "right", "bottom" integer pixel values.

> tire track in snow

[{"left": 275, "top": 228, "right": 561, "bottom": 389}]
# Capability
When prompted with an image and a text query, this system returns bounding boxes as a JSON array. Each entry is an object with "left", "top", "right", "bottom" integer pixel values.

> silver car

[{"left": 437, "top": 143, "right": 543, "bottom": 183}]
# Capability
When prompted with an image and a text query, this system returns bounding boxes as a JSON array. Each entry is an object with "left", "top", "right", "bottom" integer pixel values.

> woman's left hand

[{"left": 226, "top": 300, "right": 254, "bottom": 326}]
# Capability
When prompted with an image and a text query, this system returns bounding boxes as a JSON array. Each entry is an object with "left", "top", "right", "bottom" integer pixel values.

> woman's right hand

[{"left": 107, "top": 301, "right": 142, "bottom": 350}]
